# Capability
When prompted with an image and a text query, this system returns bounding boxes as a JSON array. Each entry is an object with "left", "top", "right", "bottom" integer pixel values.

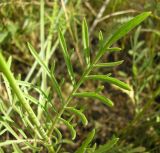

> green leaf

[
  {"left": 82, "top": 18, "right": 90, "bottom": 66},
  {"left": 98, "top": 31, "right": 103, "bottom": 42},
  {"left": 58, "top": 29, "right": 75, "bottom": 85},
  {"left": 75, "top": 129, "right": 95, "bottom": 153},
  {"left": 105, "top": 12, "right": 151, "bottom": 48},
  {"left": 27, "top": 43, "right": 63, "bottom": 102},
  {"left": 59, "top": 118, "right": 76, "bottom": 140},
  {"left": 94, "top": 60, "right": 124, "bottom": 68},
  {"left": 54, "top": 128, "right": 62, "bottom": 143},
  {"left": 66, "top": 107, "right": 88, "bottom": 126},
  {"left": 86, "top": 75, "right": 131, "bottom": 91},
  {"left": 73, "top": 92, "right": 113, "bottom": 107},
  {"left": 107, "top": 47, "right": 122, "bottom": 52},
  {"left": 96, "top": 12, "right": 151, "bottom": 59},
  {"left": 94, "top": 137, "right": 119, "bottom": 153}
]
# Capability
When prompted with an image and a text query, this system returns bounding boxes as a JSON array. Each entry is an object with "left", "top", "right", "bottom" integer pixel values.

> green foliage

[
  {"left": 94, "top": 137, "right": 119, "bottom": 153},
  {"left": 0, "top": 1, "right": 151, "bottom": 152},
  {"left": 59, "top": 29, "right": 76, "bottom": 85},
  {"left": 103, "top": 12, "right": 151, "bottom": 51},
  {"left": 59, "top": 117, "right": 76, "bottom": 140},
  {"left": 94, "top": 60, "right": 124, "bottom": 68}
]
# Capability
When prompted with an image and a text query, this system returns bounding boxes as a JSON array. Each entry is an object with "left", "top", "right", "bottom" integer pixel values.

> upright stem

[{"left": 47, "top": 45, "right": 107, "bottom": 137}]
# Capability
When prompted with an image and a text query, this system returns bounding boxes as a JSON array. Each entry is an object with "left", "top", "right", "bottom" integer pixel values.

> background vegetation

[{"left": 0, "top": 0, "right": 160, "bottom": 152}]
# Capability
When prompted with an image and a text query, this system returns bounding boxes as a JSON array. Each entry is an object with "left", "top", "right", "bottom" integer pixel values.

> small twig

[
  {"left": 90, "top": 0, "right": 110, "bottom": 35},
  {"left": 97, "top": 9, "right": 137, "bottom": 23},
  {"left": 84, "top": 1, "right": 97, "bottom": 16}
]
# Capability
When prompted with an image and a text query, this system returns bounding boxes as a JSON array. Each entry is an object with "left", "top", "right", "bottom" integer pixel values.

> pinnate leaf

[{"left": 94, "top": 137, "right": 119, "bottom": 153}]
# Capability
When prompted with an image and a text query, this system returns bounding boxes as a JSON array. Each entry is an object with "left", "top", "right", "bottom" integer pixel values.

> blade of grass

[
  {"left": 66, "top": 107, "right": 88, "bottom": 126},
  {"left": 58, "top": 29, "right": 75, "bottom": 85},
  {"left": 94, "top": 60, "right": 124, "bottom": 68},
  {"left": 82, "top": 18, "right": 90, "bottom": 66}
]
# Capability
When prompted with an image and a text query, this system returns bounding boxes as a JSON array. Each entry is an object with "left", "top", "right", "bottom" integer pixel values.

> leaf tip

[
  {"left": 107, "top": 98, "right": 114, "bottom": 107},
  {"left": 72, "top": 133, "right": 76, "bottom": 140}
]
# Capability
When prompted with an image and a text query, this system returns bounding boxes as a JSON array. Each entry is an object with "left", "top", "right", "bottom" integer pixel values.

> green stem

[
  {"left": 0, "top": 53, "right": 55, "bottom": 153},
  {"left": 47, "top": 44, "right": 108, "bottom": 137}
]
